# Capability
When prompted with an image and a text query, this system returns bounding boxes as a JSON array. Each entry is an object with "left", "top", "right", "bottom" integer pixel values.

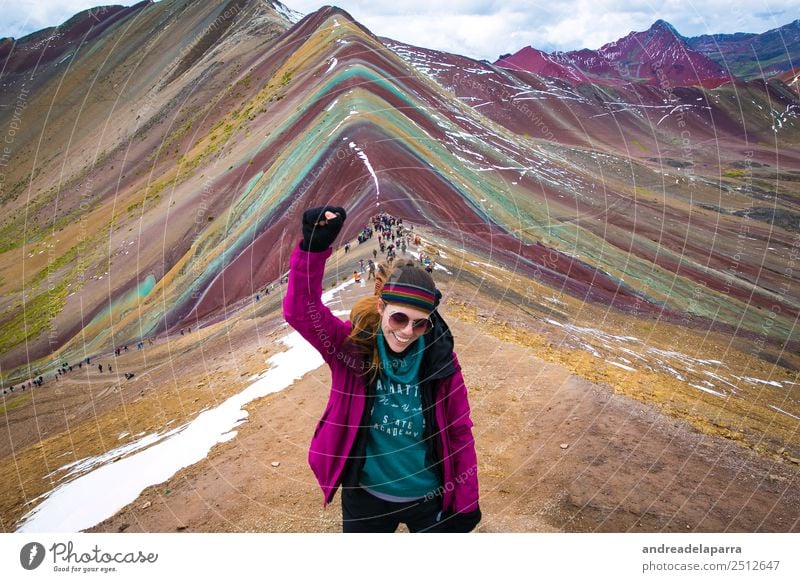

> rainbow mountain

[{"left": 0, "top": 0, "right": 798, "bottom": 380}]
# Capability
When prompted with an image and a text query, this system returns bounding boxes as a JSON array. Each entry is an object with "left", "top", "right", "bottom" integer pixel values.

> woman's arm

[
  {"left": 442, "top": 355, "right": 481, "bottom": 527},
  {"left": 283, "top": 244, "right": 351, "bottom": 364},
  {"left": 283, "top": 205, "right": 351, "bottom": 363}
]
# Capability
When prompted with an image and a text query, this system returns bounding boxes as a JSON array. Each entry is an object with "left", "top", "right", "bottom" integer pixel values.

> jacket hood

[{"left": 420, "top": 308, "right": 456, "bottom": 382}]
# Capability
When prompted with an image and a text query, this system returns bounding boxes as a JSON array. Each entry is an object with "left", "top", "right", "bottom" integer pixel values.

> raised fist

[{"left": 300, "top": 206, "right": 347, "bottom": 252}]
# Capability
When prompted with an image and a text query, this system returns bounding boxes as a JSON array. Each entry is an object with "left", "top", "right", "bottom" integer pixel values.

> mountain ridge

[
  {"left": 496, "top": 18, "right": 800, "bottom": 88},
  {"left": 496, "top": 19, "right": 733, "bottom": 88},
  {"left": 0, "top": 2, "right": 797, "bottom": 380},
  {"left": 687, "top": 19, "right": 800, "bottom": 80}
]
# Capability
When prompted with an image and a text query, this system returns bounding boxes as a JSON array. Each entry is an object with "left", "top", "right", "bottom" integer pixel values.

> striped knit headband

[{"left": 381, "top": 282, "right": 436, "bottom": 313}]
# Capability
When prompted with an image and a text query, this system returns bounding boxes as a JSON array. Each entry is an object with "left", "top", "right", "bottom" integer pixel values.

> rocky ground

[{"left": 2, "top": 231, "right": 799, "bottom": 533}]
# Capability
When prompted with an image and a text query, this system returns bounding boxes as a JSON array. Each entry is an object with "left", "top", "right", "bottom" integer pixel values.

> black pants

[{"left": 341, "top": 487, "right": 443, "bottom": 533}]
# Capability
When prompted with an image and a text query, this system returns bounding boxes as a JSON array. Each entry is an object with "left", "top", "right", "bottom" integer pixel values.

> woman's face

[{"left": 377, "top": 300, "right": 431, "bottom": 353}]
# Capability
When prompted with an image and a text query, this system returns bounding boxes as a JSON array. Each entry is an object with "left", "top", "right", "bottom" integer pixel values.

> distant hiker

[
  {"left": 180, "top": 329, "right": 184, "bottom": 336},
  {"left": 372, "top": 249, "right": 377, "bottom": 259},
  {"left": 367, "top": 260, "right": 376, "bottom": 280},
  {"left": 108, "top": 365, "right": 112, "bottom": 373},
  {"left": 98, "top": 364, "right": 103, "bottom": 373},
  {"left": 283, "top": 205, "right": 480, "bottom": 533}
]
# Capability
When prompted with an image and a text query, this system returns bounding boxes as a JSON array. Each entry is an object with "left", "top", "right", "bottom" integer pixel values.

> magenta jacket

[{"left": 283, "top": 244, "right": 479, "bottom": 514}]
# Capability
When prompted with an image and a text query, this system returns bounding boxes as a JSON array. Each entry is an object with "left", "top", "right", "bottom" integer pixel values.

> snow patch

[
  {"left": 349, "top": 142, "right": 381, "bottom": 201},
  {"left": 16, "top": 280, "right": 355, "bottom": 533},
  {"left": 689, "top": 384, "right": 726, "bottom": 398},
  {"left": 325, "top": 57, "right": 338, "bottom": 74},
  {"left": 609, "top": 361, "right": 636, "bottom": 372},
  {"left": 768, "top": 405, "right": 800, "bottom": 421}
]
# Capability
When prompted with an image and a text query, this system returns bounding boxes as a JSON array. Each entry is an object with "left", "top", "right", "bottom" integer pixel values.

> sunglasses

[{"left": 386, "top": 310, "right": 431, "bottom": 333}]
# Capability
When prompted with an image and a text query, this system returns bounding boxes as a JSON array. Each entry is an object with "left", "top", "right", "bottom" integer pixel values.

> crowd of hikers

[
  {"left": 348, "top": 212, "right": 437, "bottom": 281},
  {"left": 255, "top": 212, "right": 438, "bottom": 307},
  {"left": 1, "top": 345, "right": 149, "bottom": 395},
  {"left": 0, "top": 336, "right": 168, "bottom": 395}
]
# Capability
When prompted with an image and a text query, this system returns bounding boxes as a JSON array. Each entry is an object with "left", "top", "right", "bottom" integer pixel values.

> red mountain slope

[{"left": 496, "top": 20, "right": 733, "bottom": 89}]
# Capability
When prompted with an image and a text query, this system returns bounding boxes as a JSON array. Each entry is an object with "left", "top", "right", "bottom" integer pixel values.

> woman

[{"left": 283, "top": 206, "right": 480, "bottom": 533}]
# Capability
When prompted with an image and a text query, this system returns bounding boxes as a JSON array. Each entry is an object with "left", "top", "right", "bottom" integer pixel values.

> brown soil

[{"left": 2, "top": 233, "right": 799, "bottom": 533}]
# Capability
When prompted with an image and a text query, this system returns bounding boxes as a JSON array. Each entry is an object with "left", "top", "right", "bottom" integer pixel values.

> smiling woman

[{"left": 283, "top": 206, "right": 481, "bottom": 533}]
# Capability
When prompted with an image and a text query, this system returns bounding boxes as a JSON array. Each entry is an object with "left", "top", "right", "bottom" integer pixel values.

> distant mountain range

[
  {"left": 496, "top": 18, "right": 800, "bottom": 88},
  {"left": 687, "top": 19, "right": 800, "bottom": 81}
]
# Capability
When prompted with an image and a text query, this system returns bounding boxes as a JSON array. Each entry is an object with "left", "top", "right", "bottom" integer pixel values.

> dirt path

[
  {"left": 4, "top": 234, "right": 798, "bottom": 533},
  {"left": 88, "top": 267, "right": 800, "bottom": 533}
]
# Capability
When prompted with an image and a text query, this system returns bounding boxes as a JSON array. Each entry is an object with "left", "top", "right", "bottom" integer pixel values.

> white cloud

[
  {"left": 0, "top": 0, "right": 796, "bottom": 61},
  {"left": 0, "top": 0, "right": 110, "bottom": 39},
  {"left": 288, "top": 0, "right": 799, "bottom": 59},
  {"left": 361, "top": 11, "right": 532, "bottom": 59}
]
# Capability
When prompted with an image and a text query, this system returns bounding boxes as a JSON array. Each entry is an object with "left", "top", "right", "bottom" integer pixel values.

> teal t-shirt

[{"left": 359, "top": 375, "right": 441, "bottom": 500}]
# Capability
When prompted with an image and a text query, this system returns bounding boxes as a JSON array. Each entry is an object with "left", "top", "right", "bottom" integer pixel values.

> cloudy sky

[{"left": 0, "top": 0, "right": 796, "bottom": 61}]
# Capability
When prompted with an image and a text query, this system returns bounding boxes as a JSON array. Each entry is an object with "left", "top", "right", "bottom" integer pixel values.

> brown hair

[
  {"left": 347, "top": 295, "right": 382, "bottom": 383},
  {"left": 346, "top": 259, "right": 432, "bottom": 383}
]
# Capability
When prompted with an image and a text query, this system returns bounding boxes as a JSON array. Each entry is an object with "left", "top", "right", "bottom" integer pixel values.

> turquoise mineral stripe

[{"left": 86, "top": 274, "right": 157, "bottom": 327}]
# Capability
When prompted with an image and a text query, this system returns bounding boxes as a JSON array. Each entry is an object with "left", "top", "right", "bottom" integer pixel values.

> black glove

[
  {"left": 300, "top": 206, "right": 347, "bottom": 252},
  {"left": 437, "top": 506, "right": 481, "bottom": 533}
]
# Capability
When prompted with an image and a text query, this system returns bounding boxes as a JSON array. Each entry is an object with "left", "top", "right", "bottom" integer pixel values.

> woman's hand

[{"left": 300, "top": 206, "right": 347, "bottom": 252}]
